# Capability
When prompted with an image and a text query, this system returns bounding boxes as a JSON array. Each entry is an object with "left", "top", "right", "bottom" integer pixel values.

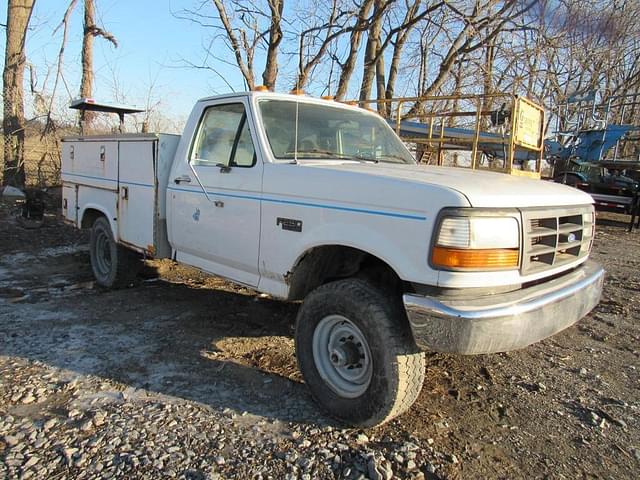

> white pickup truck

[{"left": 62, "top": 91, "right": 604, "bottom": 427}]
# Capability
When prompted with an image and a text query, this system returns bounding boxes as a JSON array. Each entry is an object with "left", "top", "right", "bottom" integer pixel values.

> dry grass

[{"left": 1, "top": 129, "right": 66, "bottom": 187}]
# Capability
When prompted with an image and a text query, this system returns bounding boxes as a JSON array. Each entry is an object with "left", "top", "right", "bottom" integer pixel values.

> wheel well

[
  {"left": 81, "top": 208, "right": 105, "bottom": 229},
  {"left": 286, "top": 245, "right": 403, "bottom": 301}
]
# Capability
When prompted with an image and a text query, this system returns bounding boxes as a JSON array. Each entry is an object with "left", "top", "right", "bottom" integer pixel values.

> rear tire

[
  {"left": 89, "top": 216, "right": 139, "bottom": 288},
  {"left": 295, "top": 278, "right": 425, "bottom": 427}
]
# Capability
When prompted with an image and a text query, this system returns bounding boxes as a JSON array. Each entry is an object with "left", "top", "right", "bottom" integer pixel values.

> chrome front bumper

[{"left": 403, "top": 260, "right": 604, "bottom": 354}]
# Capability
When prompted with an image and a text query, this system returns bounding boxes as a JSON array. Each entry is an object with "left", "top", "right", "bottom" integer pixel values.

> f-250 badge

[
  {"left": 192, "top": 208, "right": 200, "bottom": 222},
  {"left": 277, "top": 217, "right": 302, "bottom": 232}
]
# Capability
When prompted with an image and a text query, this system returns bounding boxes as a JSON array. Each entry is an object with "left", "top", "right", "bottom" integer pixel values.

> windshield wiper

[
  {"left": 374, "top": 153, "right": 410, "bottom": 163},
  {"left": 282, "top": 149, "right": 395, "bottom": 164},
  {"left": 284, "top": 149, "right": 377, "bottom": 162},
  {"left": 285, "top": 149, "right": 343, "bottom": 157},
  {"left": 350, "top": 154, "right": 379, "bottom": 164}
]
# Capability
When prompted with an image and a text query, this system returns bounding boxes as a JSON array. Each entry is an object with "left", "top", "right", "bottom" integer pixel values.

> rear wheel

[
  {"left": 89, "top": 216, "right": 139, "bottom": 288},
  {"left": 295, "top": 278, "right": 425, "bottom": 427}
]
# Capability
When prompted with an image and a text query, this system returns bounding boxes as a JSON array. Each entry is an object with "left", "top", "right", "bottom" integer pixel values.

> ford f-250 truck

[{"left": 61, "top": 91, "right": 604, "bottom": 427}]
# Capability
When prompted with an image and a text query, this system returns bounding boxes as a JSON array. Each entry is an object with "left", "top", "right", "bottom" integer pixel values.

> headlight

[{"left": 432, "top": 213, "right": 520, "bottom": 270}]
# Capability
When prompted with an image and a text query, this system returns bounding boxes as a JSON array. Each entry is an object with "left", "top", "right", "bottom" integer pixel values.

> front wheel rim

[{"left": 312, "top": 315, "right": 372, "bottom": 398}]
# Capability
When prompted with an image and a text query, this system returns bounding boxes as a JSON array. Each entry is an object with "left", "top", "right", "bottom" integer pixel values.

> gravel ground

[{"left": 1, "top": 204, "right": 639, "bottom": 480}]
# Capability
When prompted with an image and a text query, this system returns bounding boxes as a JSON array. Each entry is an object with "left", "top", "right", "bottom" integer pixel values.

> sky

[{"left": 2, "top": 0, "right": 261, "bottom": 126}]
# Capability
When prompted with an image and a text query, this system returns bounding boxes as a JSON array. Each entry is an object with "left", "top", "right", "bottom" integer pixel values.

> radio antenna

[{"left": 294, "top": 99, "right": 299, "bottom": 163}]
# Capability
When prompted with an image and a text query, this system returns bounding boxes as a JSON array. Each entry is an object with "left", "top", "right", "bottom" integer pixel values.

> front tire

[
  {"left": 89, "top": 216, "right": 139, "bottom": 288},
  {"left": 295, "top": 278, "right": 426, "bottom": 427}
]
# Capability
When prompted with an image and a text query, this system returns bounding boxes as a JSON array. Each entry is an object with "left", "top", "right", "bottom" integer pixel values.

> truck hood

[{"left": 305, "top": 162, "right": 593, "bottom": 208}]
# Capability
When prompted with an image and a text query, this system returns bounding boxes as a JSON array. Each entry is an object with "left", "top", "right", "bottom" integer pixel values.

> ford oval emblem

[{"left": 567, "top": 233, "right": 576, "bottom": 242}]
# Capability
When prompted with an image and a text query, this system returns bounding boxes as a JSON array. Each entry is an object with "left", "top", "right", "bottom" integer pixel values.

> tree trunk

[
  {"left": 80, "top": 0, "right": 96, "bottom": 130},
  {"left": 262, "top": 0, "right": 283, "bottom": 91},
  {"left": 449, "top": 57, "right": 465, "bottom": 127},
  {"left": 384, "top": 2, "right": 420, "bottom": 116},
  {"left": 335, "top": 0, "right": 374, "bottom": 100},
  {"left": 384, "top": 33, "right": 403, "bottom": 115},
  {"left": 2, "top": 0, "right": 36, "bottom": 188},
  {"left": 358, "top": 0, "right": 384, "bottom": 105},
  {"left": 211, "top": 0, "right": 255, "bottom": 90},
  {"left": 482, "top": 38, "right": 495, "bottom": 129},
  {"left": 375, "top": 50, "right": 386, "bottom": 114},
  {"left": 77, "top": 0, "right": 117, "bottom": 131}
]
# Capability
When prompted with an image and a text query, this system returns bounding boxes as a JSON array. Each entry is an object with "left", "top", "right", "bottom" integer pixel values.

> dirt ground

[{"left": 1, "top": 203, "right": 639, "bottom": 479}]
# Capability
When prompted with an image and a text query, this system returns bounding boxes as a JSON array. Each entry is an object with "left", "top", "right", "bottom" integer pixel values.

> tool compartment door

[
  {"left": 62, "top": 139, "right": 119, "bottom": 190},
  {"left": 62, "top": 183, "right": 78, "bottom": 224},
  {"left": 117, "top": 139, "right": 157, "bottom": 252}
]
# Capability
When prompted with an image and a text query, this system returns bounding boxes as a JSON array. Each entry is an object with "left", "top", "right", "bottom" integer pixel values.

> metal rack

[
  {"left": 550, "top": 91, "right": 640, "bottom": 163},
  {"left": 346, "top": 93, "right": 546, "bottom": 178}
]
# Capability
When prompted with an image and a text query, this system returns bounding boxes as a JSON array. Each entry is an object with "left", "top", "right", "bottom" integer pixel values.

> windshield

[{"left": 259, "top": 99, "right": 414, "bottom": 164}]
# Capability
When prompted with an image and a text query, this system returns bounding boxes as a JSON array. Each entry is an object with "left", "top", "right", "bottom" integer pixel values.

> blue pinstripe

[{"left": 61, "top": 171, "right": 427, "bottom": 221}]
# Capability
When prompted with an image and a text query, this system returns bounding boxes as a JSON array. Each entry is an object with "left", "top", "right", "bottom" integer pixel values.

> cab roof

[{"left": 195, "top": 91, "right": 373, "bottom": 116}]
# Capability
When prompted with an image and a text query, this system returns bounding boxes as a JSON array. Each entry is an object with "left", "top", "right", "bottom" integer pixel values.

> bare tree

[
  {"left": 482, "top": 0, "right": 640, "bottom": 127},
  {"left": 383, "top": 0, "right": 425, "bottom": 109},
  {"left": 209, "top": 0, "right": 258, "bottom": 90},
  {"left": 262, "top": 0, "right": 283, "bottom": 90},
  {"left": 46, "top": 0, "right": 78, "bottom": 134},
  {"left": 79, "top": 0, "right": 118, "bottom": 130},
  {"left": 294, "top": 0, "right": 345, "bottom": 91},
  {"left": 294, "top": 0, "right": 394, "bottom": 97},
  {"left": 335, "top": 0, "right": 375, "bottom": 100},
  {"left": 392, "top": 0, "right": 538, "bottom": 117},
  {"left": 177, "top": 1, "right": 285, "bottom": 91},
  {"left": 360, "top": 0, "right": 444, "bottom": 113},
  {"left": 2, "top": 0, "right": 36, "bottom": 188},
  {"left": 358, "top": 0, "right": 387, "bottom": 103}
]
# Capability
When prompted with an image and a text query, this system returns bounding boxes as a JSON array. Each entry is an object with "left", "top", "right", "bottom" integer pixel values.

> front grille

[{"left": 521, "top": 206, "right": 594, "bottom": 275}]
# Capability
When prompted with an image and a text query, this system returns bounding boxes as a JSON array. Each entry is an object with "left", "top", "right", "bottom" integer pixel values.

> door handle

[
  {"left": 174, "top": 175, "right": 192, "bottom": 184},
  {"left": 214, "top": 200, "right": 224, "bottom": 208}
]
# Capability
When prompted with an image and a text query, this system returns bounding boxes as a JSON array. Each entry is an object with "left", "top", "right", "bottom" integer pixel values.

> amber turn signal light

[{"left": 432, "top": 246, "right": 519, "bottom": 270}]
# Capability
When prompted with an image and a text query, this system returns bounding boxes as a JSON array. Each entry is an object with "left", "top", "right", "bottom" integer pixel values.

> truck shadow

[
  {"left": 0, "top": 249, "right": 332, "bottom": 426},
  {"left": 595, "top": 211, "right": 636, "bottom": 230},
  {"left": 596, "top": 217, "right": 632, "bottom": 229}
]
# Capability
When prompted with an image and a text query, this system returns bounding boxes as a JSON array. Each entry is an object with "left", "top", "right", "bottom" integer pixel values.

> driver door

[{"left": 169, "top": 100, "right": 262, "bottom": 287}]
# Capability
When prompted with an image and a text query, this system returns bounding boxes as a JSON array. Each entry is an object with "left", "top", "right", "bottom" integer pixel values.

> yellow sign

[{"left": 513, "top": 97, "right": 544, "bottom": 150}]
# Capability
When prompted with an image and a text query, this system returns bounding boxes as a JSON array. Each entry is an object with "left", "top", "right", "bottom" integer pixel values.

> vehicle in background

[{"left": 554, "top": 159, "right": 640, "bottom": 214}]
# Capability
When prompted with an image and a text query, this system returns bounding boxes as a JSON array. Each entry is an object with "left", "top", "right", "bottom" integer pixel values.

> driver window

[{"left": 192, "top": 103, "right": 256, "bottom": 167}]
